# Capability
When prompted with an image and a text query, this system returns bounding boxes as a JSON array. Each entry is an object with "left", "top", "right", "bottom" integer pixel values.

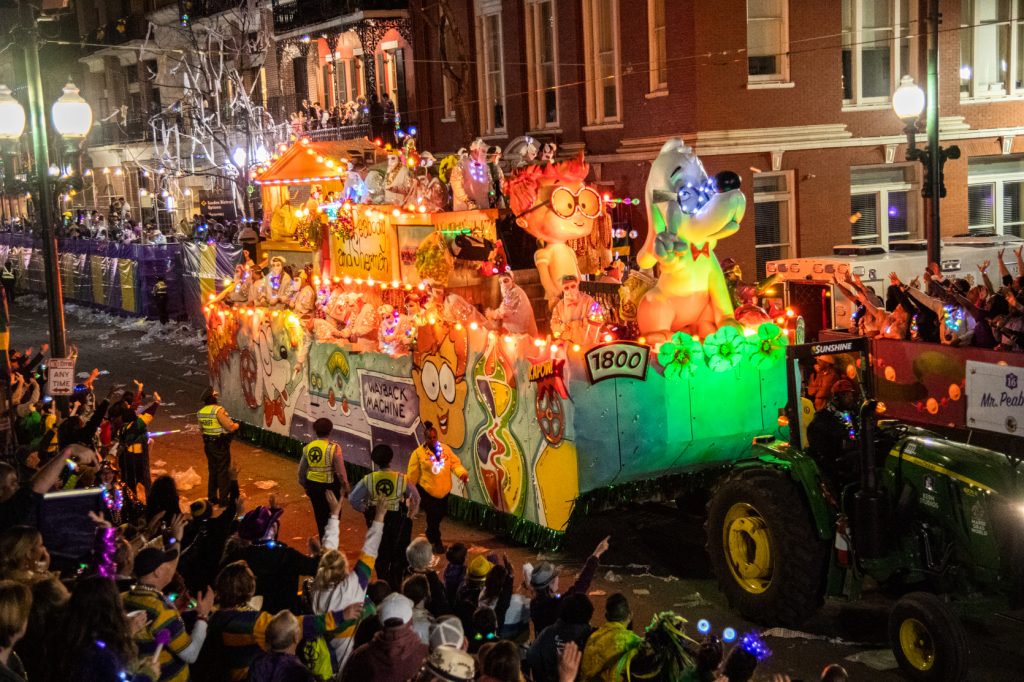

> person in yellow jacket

[
  {"left": 298, "top": 417, "right": 351, "bottom": 538},
  {"left": 197, "top": 387, "right": 239, "bottom": 504},
  {"left": 406, "top": 420, "right": 468, "bottom": 554},
  {"left": 580, "top": 593, "right": 642, "bottom": 682}
]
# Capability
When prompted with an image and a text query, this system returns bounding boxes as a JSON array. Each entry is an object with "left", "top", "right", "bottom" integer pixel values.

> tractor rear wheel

[
  {"left": 888, "top": 592, "right": 970, "bottom": 682},
  {"left": 705, "top": 469, "right": 828, "bottom": 626}
]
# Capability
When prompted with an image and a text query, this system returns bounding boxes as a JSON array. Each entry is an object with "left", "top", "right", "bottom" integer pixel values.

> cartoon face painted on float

[
  {"left": 507, "top": 154, "right": 599, "bottom": 303},
  {"left": 412, "top": 324, "right": 469, "bottom": 448}
]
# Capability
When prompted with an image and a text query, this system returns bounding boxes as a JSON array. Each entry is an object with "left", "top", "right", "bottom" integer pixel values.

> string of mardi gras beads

[
  {"left": 837, "top": 410, "right": 857, "bottom": 440},
  {"left": 430, "top": 440, "right": 445, "bottom": 475}
]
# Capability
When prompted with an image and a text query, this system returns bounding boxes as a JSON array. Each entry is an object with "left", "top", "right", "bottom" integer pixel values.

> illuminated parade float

[{"left": 204, "top": 136, "right": 792, "bottom": 545}]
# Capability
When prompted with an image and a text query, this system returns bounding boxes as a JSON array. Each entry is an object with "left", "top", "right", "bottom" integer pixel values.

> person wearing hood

[
  {"left": 340, "top": 593, "right": 429, "bottom": 682},
  {"left": 525, "top": 593, "right": 596, "bottom": 682},
  {"left": 486, "top": 271, "right": 538, "bottom": 336},
  {"left": 530, "top": 536, "right": 609, "bottom": 636}
]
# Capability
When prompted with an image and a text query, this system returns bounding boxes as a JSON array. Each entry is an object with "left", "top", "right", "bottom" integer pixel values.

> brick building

[
  {"left": 0, "top": 0, "right": 414, "bottom": 227},
  {"left": 411, "top": 0, "right": 1024, "bottom": 278}
]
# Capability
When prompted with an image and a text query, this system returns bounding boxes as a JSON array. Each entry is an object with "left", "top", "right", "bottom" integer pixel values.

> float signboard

[{"left": 966, "top": 361, "right": 1024, "bottom": 437}]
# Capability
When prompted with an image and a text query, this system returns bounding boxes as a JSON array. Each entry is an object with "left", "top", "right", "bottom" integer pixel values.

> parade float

[{"left": 204, "top": 136, "right": 792, "bottom": 546}]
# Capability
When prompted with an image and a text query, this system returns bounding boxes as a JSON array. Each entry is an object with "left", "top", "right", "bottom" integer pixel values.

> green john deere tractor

[{"left": 705, "top": 337, "right": 1024, "bottom": 681}]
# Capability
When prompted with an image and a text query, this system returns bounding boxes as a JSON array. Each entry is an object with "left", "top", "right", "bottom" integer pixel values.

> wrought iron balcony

[
  {"left": 271, "top": 0, "right": 407, "bottom": 35},
  {"left": 92, "top": 114, "right": 154, "bottom": 147}
]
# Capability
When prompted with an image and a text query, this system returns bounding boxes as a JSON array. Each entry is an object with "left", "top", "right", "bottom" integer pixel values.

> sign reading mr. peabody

[{"left": 966, "top": 361, "right": 1024, "bottom": 436}]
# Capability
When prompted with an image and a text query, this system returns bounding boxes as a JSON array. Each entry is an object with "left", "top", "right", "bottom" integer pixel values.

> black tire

[
  {"left": 705, "top": 468, "right": 828, "bottom": 626},
  {"left": 888, "top": 592, "right": 970, "bottom": 682}
]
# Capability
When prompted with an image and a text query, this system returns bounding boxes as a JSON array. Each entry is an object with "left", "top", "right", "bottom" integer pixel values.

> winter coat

[
  {"left": 580, "top": 621, "right": 643, "bottom": 682},
  {"left": 246, "top": 651, "right": 315, "bottom": 682},
  {"left": 340, "top": 624, "right": 428, "bottom": 682},
  {"left": 526, "top": 620, "right": 596, "bottom": 682}
]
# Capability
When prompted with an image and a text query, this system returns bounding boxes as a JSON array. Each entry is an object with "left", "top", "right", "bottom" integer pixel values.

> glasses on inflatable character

[{"left": 515, "top": 186, "right": 604, "bottom": 221}]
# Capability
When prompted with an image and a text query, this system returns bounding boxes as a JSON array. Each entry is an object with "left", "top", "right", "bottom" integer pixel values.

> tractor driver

[{"left": 806, "top": 379, "right": 862, "bottom": 488}]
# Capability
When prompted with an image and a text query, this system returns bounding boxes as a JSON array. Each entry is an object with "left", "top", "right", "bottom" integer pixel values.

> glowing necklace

[
  {"left": 910, "top": 314, "right": 919, "bottom": 339},
  {"left": 102, "top": 484, "right": 124, "bottom": 514},
  {"left": 837, "top": 410, "right": 857, "bottom": 440},
  {"left": 943, "top": 304, "right": 964, "bottom": 333},
  {"left": 429, "top": 441, "right": 445, "bottom": 475},
  {"left": 469, "top": 160, "right": 488, "bottom": 183},
  {"left": 234, "top": 272, "right": 249, "bottom": 293},
  {"left": 269, "top": 273, "right": 282, "bottom": 292}
]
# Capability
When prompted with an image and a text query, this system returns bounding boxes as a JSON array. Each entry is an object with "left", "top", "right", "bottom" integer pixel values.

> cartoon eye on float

[
  {"left": 239, "top": 348, "right": 258, "bottom": 408},
  {"left": 535, "top": 385, "right": 565, "bottom": 445},
  {"left": 439, "top": 364, "right": 456, "bottom": 404},
  {"left": 421, "top": 361, "right": 440, "bottom": 401}
]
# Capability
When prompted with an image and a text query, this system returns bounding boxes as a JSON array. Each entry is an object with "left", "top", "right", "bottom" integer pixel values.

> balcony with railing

[
  {"left": 271, "top": 0, "right": 407, "bottom": 35},
  {"left": 91, "top": 114, "right": 154, "bottom": 147},
  {"left": 265, "top": 95, "right": 372, "bottom": 142}
]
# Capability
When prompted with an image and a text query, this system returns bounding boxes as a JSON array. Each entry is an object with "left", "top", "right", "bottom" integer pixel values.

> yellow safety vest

[
  {"left": 366, "top": 470, "right": 406, "bottom": 512},
  {"left": 197, "top": 405, "right": 227, "bottom": 436},
  {"left": 303, "top": 439, "right": 337, "bottom": 484}
]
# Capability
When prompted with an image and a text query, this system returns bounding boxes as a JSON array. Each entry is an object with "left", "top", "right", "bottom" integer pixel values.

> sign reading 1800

[{"left": 584, "top": 342, "right": 650, "bottom": 384}]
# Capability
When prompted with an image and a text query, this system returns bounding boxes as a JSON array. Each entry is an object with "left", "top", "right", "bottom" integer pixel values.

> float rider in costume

[
  {"left": 407, "top": 421, "right": 469, "bottom": 554},
  {"left": 349, "top": 443, "right": 420, "bottom": 588},
  {"left": 549, "top": 274, "right": 605, "bottom": 346},
  {"left": 198, "top": 387, "right": 239, "bottom": 504},
  {"left": 298, "top": 417, "right": 351, "bottom": 539}
]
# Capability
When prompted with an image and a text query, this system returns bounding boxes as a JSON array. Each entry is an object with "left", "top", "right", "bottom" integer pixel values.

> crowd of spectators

[
  {"left": 289, "top": 94, "right": 397, "bottom": 147},
  {"left": 833, "top": 248, "right": 1024, "bottom": 352},
  {"left": 0, "top": 344, "right": 853, "bottom": 682}
]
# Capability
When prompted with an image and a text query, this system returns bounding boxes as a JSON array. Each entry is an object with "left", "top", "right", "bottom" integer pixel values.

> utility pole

[
  {"left": 19, "top": 0, "right": 66, "bottom": 359},
  {"left": 925, "top": 0, "right": 942, "bottom": 268}
]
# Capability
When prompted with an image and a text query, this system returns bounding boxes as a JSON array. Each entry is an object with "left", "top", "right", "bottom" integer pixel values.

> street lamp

[
  {"left": 51, "top": 82, "right": 93, "bottom": 139},
  {"left": 0, "top": 86, "right": 25, "bottom": 139}
]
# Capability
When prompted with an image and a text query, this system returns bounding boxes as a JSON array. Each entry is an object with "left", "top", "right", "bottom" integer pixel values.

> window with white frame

[
  {"left": 476, "top": 1, "right": 506, "bottom": 134},
  {"left": 438, "top": 8, "right": 457, "bottom": 120},
  {"left": 959, "top": 0, "right": 1024, "bottom": 99},
  {"left": 850, "top": 165, "right": 919, "bottom": 245},
  {"left": 649, "top": 0, "right": 668, "bottom": 91},
  {"left": 525, "top": 0, "right": 559, "bottom": 128},
  {"left": 753, "top": 172, "right": 796, "bottom": 278},
  {"left": 583, "top": 0, "right": 621, "bottom": 124},
  {"left": 747, "top": 0, "right": 789, "bottom": 82},
  {"left": 841, "top": 0, "right": 912, "bottom": 105},
  {"left": 967, "top": 155, "right": 1024, "bottom": 236}
]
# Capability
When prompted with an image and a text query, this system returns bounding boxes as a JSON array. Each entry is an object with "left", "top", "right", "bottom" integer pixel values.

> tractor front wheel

[
  {"left": 705, "top": 469, "right": 828, "bottom": 626},
  {"left": 888, "top": 592, "right": 969, "bottom": 682}
]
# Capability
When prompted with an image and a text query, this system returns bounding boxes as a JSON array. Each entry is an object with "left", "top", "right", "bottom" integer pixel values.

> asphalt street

[{"left": 9, "top": 295, "right": 1024, "bottom": 681}]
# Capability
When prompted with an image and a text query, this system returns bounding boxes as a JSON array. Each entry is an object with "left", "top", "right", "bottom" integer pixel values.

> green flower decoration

[
  {"left": 657, "top": 331, "right": 705, "bottom": 379},
  {"left": 745, "top": 322, "right": 789, "bottom": 369},
  {"left": 702, "top": 325, "right": 745, "bottom": 372}
]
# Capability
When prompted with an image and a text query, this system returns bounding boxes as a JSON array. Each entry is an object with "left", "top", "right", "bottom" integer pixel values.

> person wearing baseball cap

[
  {"left": 807, "top": 377, "right": 863, "bottom": 488},
  {"left": 342, "top": 593, "right": 428, "bottom": 682},
  {"left": 123, "top": 546, "right": 215, "bottom": 682}
]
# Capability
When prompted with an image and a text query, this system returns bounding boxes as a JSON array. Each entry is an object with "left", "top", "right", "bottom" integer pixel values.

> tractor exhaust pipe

[{"left": 854, "top": 400, "right": 889, "bottom": 559}]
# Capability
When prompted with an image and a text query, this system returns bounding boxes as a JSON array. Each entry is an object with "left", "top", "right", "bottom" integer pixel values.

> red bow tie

[{"left": 690, "top": 242, "right": 710, "bottom": 260}]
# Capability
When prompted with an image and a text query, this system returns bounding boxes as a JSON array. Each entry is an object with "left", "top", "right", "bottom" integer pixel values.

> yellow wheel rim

[
  {"left": 899, "top": 618, "right": 935, "bottom": 671},
  {"left": 722, "top": 502, "right": 773, "bottom": 594}
]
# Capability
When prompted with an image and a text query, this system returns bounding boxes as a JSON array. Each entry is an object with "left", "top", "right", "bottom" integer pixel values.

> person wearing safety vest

[
  {"left": 297, "top": 417, "right": 351, "bottom": 539},
  {"left": 406, "top": 420, "right": 469, "bottom": 554},
  {"left": 153, "top": 276, "right": 170, "bottom": 325},
  {"left": 198, "top": 387, "right": 239, "bottom": 504},
  {"left": 1, "top": 261, "right": 16, "bottom": 303},
  {"left": 349, "top": 444, "right": 420, "bottom": 587}
]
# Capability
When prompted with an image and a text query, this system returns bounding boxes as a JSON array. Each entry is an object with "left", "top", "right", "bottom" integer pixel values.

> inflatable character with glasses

[
  {"left": 507, "top": 153, "right": 602, "bottom": 307},
  {"left": 636, "top": 139, "right": 745, "bottom": 341}
]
